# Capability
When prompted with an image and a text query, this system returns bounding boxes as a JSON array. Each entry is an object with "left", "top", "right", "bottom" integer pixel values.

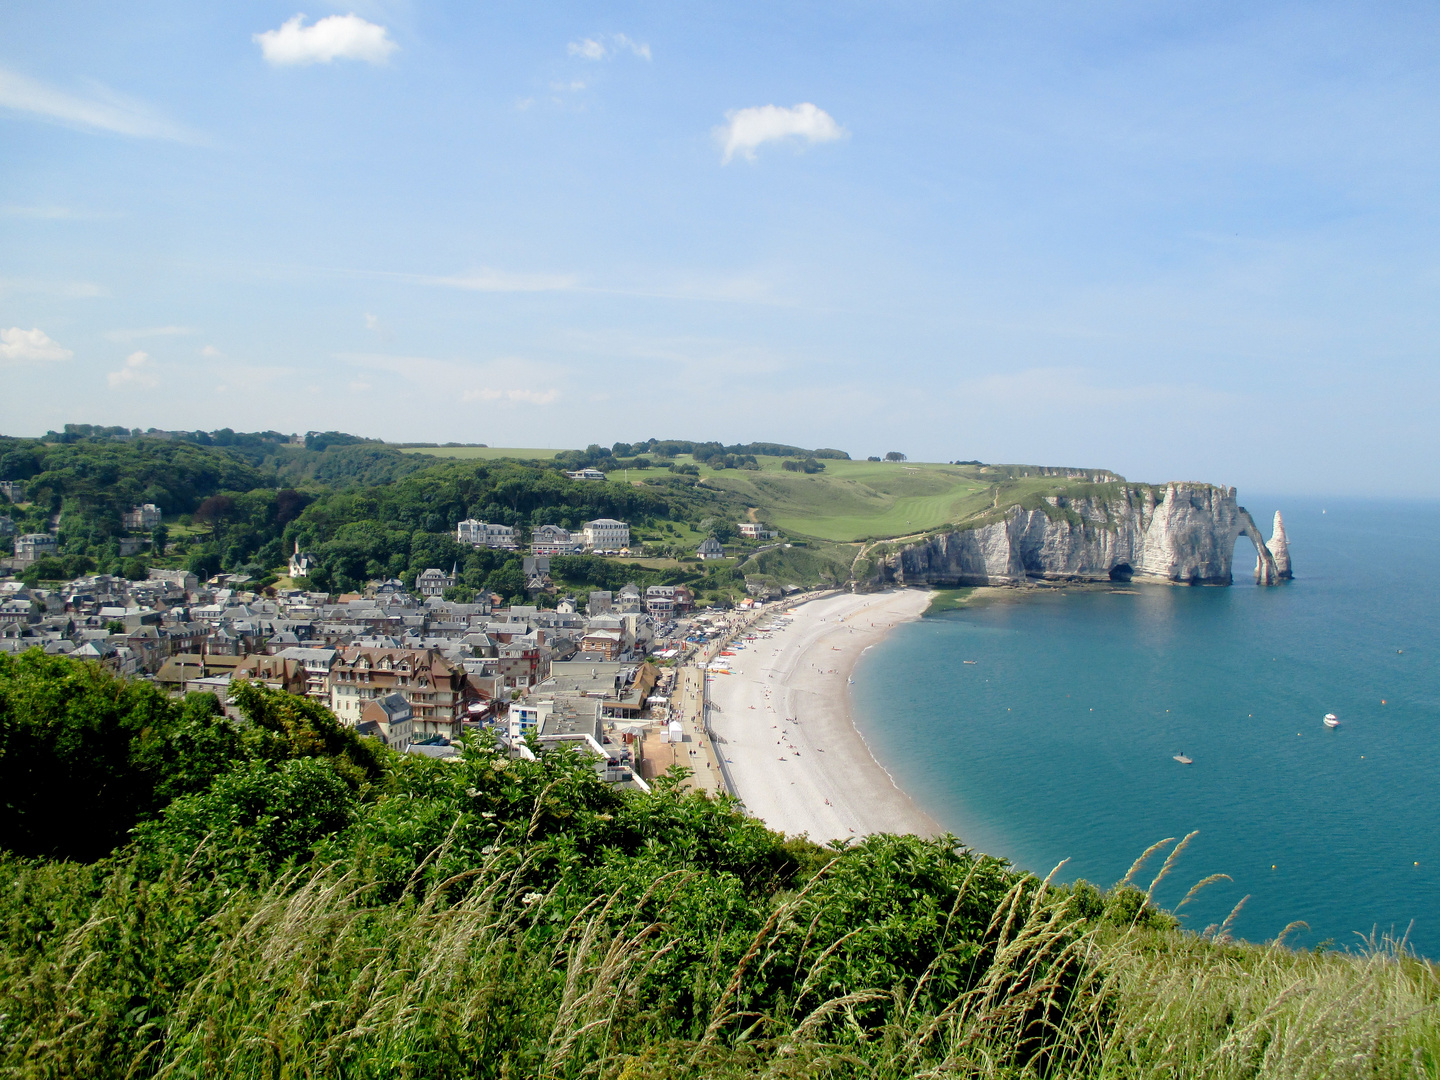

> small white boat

[
  {"left": 1173, "top": 753, "right": 1193, "bottom": 764},
  {"left": 1323, "top": 713, "right": 1340, "bottom": 728}
]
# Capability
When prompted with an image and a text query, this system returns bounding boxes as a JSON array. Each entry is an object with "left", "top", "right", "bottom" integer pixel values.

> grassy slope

[{"left": 393, "top": 446, "right": 1143, "bottom": 545}]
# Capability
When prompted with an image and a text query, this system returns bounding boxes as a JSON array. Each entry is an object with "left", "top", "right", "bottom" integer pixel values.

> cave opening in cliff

[{"left": 1109, "top": 563, "right": 1133, "bottom": 582}]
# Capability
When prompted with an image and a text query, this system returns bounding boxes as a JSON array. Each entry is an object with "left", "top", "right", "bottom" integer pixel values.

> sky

[{"left": 2, "top": 1, "right": 1439, "bottom": 495}]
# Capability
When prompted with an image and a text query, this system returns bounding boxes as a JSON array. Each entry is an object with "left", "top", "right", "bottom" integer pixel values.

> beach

[{"left": 705, "top": 589, "right": 940, "bottom": 843}]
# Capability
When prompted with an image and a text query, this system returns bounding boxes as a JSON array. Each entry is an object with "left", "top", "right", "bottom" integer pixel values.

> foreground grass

[{"left": 2, "top": 812, "right": 1435, "bottom": 1078}]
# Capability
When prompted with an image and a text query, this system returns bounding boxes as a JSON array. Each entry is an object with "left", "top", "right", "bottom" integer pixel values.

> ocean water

[{"left": 851, "top": 499, "right": 1440, "bottom": 956}]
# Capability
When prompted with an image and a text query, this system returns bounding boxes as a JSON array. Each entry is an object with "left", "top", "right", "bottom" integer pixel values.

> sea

[{"left": 850, "top": 498, "right": 1440, "bottom": 957}]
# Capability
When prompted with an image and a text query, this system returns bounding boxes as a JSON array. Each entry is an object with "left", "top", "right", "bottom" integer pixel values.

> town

[{"left": 2, "top": 486, "right": 793, "bottom": 794}]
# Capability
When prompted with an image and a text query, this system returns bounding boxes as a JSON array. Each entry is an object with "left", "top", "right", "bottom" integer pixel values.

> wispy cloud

[
  {"left": 0, "top": 327, "right": 72, "bottom": 365},
  {"left": 398, "top": 268, "right": 581, "bottom": 293},
  {"left": 1, "top": 205, "right": 101, "bottom": 220},
  {"left": 0, "top": 277, "right": 107, "bottom": 298},
  {"left": 341, "top": 351, "right": 563, "bottom": 407},
  {"left": 104, "top": 325, "right": 194, "bottom": 342},
  {"left": 568, "top": 33, "right": 651, "bottom": 61},
  {"left": 0, "top": 66, "right": 195, "bottom": 141},
  {"left": 462, "top": 387, "right": 559, "bottom": 405},
  {"left": 254, "top": 14, "right": 398, "bottom": 66},
  {"left": 108, "top": 350, "right": 158, "bottom": 388},
  {"left": 717, "top": 103, "right": 847, "bottom": 164},
  {"left": 958, "top": 367, "right": 1238, "bottom": 411}
]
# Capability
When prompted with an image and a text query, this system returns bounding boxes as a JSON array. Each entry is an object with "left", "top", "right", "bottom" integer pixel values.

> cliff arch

[{"left": 1235, "top": 509, "right": 1281, "bottom": 585}]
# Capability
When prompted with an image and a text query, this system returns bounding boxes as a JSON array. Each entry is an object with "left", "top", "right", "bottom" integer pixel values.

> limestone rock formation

[
  {"left": 874, "top": 482, "right": 1288, "bottom": 588},
  {"left": 1265, "top": 511, "right": 1292, "bottom": 580}
]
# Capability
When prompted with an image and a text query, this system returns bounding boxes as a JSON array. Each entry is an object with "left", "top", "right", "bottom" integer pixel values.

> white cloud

[
  {"left": 614, "top": 34, "right": 651, "bottom": 61},
  {"left": 0, "top": 66, "right": 194, "bottom": 141},
  {"left": 0, "top": 327, "right": 72, "bottom": 365},
  {"left": 200, "top": 344, "right": 222, "bottom": 358},
  {"left": 254, "top": 14, "right": 398, "bottom": 67},
  {"left": 567, "top": 33, "right": 651, "bottom": 61},
  {"left": 568, "top": 38, "right": 606, "bottom": 60},
  {"left": 108, "top": 350, "right": 159, "bottom": 389},
  {"left": 716, "top": 103, "right": 847, "bottom": 164}
]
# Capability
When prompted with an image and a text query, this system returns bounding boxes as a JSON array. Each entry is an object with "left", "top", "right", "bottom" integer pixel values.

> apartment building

[{"left": 330, "top": 646, "right": 468, "bottom": 740}]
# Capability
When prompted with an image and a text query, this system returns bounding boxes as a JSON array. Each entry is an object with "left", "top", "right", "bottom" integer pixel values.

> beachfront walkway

[{"left": 639, "top": 666, "right": 725, "bottom": 795}]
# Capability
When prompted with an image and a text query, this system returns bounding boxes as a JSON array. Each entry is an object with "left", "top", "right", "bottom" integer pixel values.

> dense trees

[
  {"left": 0, "top": 431, "right": 776, "bottom": 593},
  {"left": 0, "top": 652, "right": 380, "bottom": 862}
]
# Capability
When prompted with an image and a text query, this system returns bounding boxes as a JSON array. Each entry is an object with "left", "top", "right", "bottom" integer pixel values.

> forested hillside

[
  {"left": 1, "top": 652, "right": 1433, "bottom": 1079},
  {"left": 0, "top": 428, "right": 760, "bottom": 599}
]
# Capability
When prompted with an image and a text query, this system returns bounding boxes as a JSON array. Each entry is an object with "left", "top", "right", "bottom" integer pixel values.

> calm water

[{"left": 851, "top": 499, "right": 1440, "bottom": 956}]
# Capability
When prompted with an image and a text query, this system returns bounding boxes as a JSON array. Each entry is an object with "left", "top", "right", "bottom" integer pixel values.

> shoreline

[{"left": 705, "top": 589, "right": 940, "bottom": 843}]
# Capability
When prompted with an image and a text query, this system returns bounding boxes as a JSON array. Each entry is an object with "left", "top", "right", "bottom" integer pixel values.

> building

[
  {"left": 13, "top": 533, "right": 58, "bottom": 566},
  {"left": 582, "top": 518, "right": 630, "bottom": 552},
  {"left": 330, "top": 646, "right": 469, "bottom": 740},
  {"left": 122, "top": 503, "right": 162, "bottom": 532},
  {"left": 272, "top": 646, "right": 337, "bottom": 700},
  {"left": 288, "top": 541, "right": 317, "bottom": 579},
  {"left": 358, "top": 692, "right": 414, "bottom": 749},
  {"left": 736, "top": 522, "right": 778, "bottom": 540},
  {"left": 616, "top": 582, "right": 643, "bottom": 613},
  {"left": 0, "top": 481, "right": 25, "bottom": 503},
  {"left": 148, "top": 567, "right": 199, "bottom": 592},
  {"left": 416, "top": 565, "right": 457, "bottom": 598},
  {"left": 563, "top": 468, "right": 607, "bottom": 481},
  {"left": 696, "top": 535, "right": 725, "bottom": 559},
  {"left": 456, "top": 519, "right": 518, "bottom": 549},
  {"left": 530, "top": 524, "right": 582, "bottom": 556},
  {"left": 232, "top": 653, "right": 308, "bottom": 696}
]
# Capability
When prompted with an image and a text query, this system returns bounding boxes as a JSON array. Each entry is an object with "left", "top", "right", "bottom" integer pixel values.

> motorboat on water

[
  {"left": 1173, "top": 753, "right": 1193, "bottom": 764},
  {"left": 1323, "top": 713, "right": 1340, "bottom": 728}
]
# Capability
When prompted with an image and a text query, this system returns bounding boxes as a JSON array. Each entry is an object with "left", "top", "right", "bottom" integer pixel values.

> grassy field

[{"left": 393, "top": 445, "right": 1132, "bottom": 544}]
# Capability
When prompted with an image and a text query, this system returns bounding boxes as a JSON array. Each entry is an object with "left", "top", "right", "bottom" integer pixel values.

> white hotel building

[
  {"left": 456, "top": 519, "right": 517, "bottom": 549},
  {"left": 582, "top": 518, "right": 630, "bottom": 552}
]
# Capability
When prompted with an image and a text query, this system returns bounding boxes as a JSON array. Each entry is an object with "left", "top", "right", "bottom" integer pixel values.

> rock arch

[{"left": 1235, "top": 508, "right": 1290, "bottom": 585}]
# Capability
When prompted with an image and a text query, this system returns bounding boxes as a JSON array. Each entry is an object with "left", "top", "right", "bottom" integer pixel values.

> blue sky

[{"left": 2, "top": 1, "right": 1438, "bottom": 494}]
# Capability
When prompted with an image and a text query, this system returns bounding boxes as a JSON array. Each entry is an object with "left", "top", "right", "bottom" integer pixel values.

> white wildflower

[{"left": 521, "top": 891, "right": 542, "bottom": 906}]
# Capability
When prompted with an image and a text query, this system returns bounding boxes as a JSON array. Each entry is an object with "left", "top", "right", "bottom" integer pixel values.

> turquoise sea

[{"left": 851, "top": 499, "right": 1440, "bottom": 957}]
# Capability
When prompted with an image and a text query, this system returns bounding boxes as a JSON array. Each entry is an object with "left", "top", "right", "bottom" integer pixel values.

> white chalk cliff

[{"left": 875, "top": 482, "right": 1291, "bottom": 587}]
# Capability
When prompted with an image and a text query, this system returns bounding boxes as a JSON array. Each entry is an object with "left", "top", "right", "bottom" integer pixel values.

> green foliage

[
  {"left": 0, "top": 651, "right": 240, "bottom": 860},
  {"left": 0, "top": 654, "right": 382, "bottom": 863},
  {"left": 227, "top": 679, "right": 384, "bottom": 788},
  {"left": 19, "top": 553, "right": 94, "bottom": 585}
]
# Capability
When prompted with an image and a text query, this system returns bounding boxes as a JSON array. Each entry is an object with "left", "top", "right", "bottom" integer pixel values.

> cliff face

[{"left": 875, "top": 483, "right": 1288, "bottom": 587}]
